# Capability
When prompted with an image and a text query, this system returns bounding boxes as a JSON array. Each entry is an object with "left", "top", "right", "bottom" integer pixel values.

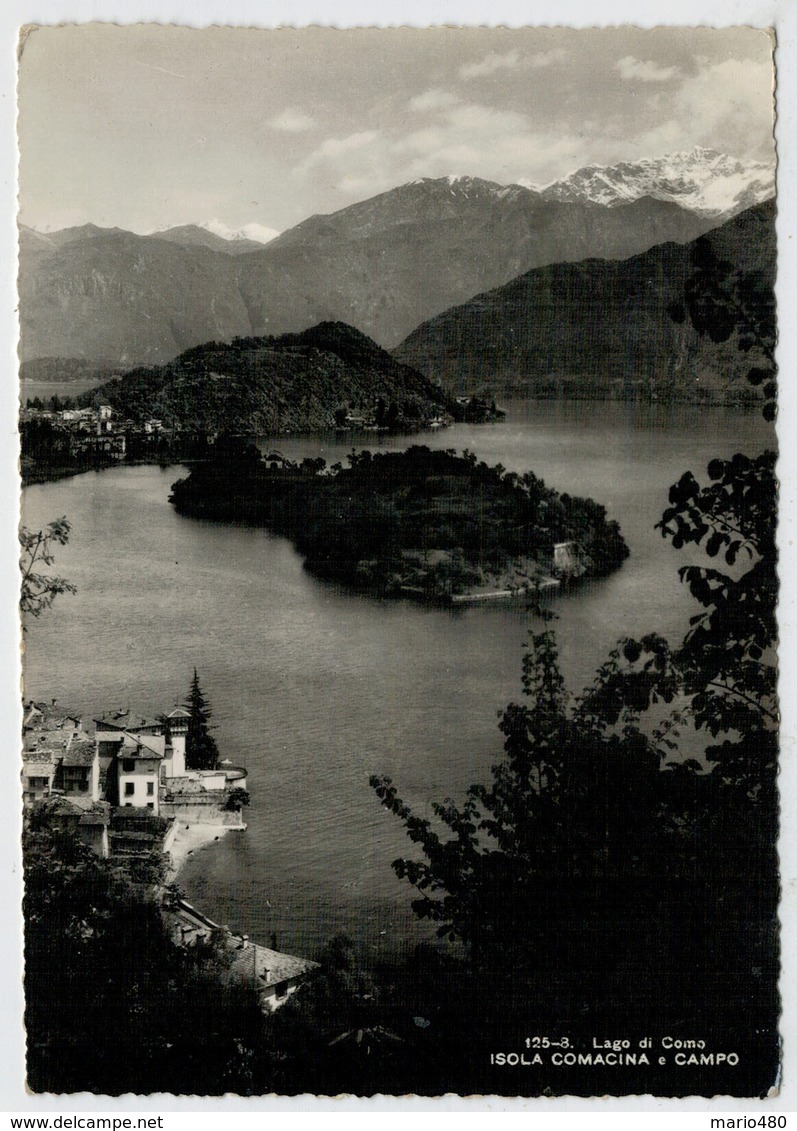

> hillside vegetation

[
  {"left": 394, "top": 200, "right": 775, "bottom": 402},
  {"left": 170, "top": 443, "right": 629, "bottom": 601},
  {"left": 79, "top": 322, "right": 457, "bottom": 434}
]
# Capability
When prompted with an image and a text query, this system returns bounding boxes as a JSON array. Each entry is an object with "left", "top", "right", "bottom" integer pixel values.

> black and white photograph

[{"left": 10, "top": 12, "right": 788, "bottom": 1105}]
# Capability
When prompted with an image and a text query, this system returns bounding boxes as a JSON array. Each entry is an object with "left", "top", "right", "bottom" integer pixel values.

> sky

[
  {"left": 16, "top": 24, "right": 775, "bottom": 238},
  {"left": 15, "top": 23, "right": 777, "bottom": 239}
]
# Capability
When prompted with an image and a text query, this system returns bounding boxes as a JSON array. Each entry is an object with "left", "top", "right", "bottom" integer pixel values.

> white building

[{"left": 117, "top": 734, "right": 165, "bottom": 814}]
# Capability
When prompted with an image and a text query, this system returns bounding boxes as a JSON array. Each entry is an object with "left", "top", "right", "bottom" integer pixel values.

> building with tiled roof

[
  {"left": 54, "top": 738, "right": 101, "bottom": 801},
  {"left": 22, "top": 753, "right": 56, "bottom": 807},
  {"left": 93, "top": 710, "right": 162, "bottom": 735},
  {"left": 23, "top": 700, "right": 83, "bottom": 734},
  {"left": 21, "top": 706, "right": 99, "bottom": 808},
  {"left": 32, "top": 796, "right": 111, "bottom": 857},
  {"left": 164, "top": 707, "right": 191, "bottom": 735},
  {"left": 166, "top": 897, "right": 319, "bottom": 1012},
  {"left": 108, "top": 807, "right": 173, "bottom": 857}
]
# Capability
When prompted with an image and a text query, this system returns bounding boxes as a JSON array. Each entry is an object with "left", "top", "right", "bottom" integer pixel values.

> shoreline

[
  {"left": 165, "top": 821, "right": 237, "bottom": 883},
  {"left": 21, "top": 455, "right": 200, "bottom": 488}
]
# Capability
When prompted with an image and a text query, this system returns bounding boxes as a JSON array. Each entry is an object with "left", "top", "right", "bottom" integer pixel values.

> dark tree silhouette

[
  {"left": 184, "top": 668, "right": 220, "bottom": 771},
  {"left": 24, "top": 812, "right": 269, "bottom": 1095},
  {"left": 372, "top": 632, "right": 671, "bottom": 972},
  {"left": 371, "top": 229, "right": 778, "bottom": 987},
  {"left": 669, "top": 234, "right": 777, "bottom": 420}
]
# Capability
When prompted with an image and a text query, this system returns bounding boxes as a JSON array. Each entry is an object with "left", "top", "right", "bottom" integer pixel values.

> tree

[
  {"left": 372, "top": 631, "right": 673, "bottom": 972},
  {"left": 19, "top": 517, "right": 76, "bottom": 625},
  {"left": 648, "top": 232, "right": 778, "bottom": 798},
  {"left": 184, "top": 668, "right": 220, "bottom": 770},
  {"left": 370, "top": 234, "right": 779, "bottom": 982},
  {"left": 372, "top": 610, "right": 776, "bottom": 980},
  {"left": 24, "top": 813, "right": 269, "bottom": 1094},
  {"left": 668, "top": 233, "right": 777, "bottom": 420},
  {"left": 366, "top": 628, "right": 651, "bottom": 972},
  {"left": 655, "top": 450, "right": 777, "bottom": 791}
]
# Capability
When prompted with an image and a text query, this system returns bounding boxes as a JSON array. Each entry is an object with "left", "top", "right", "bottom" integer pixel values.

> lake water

[{"left": 21, "top": 400, "right": 774, "bottom": 962}]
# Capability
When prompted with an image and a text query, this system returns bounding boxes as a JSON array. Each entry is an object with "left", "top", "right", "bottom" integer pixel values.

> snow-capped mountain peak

[
  {"left": 534, "top": 147, "right": 774, "bottom": 217},
  {"left": 399, "top": 174, "right": 529, "bottom": 205},
  {"left": 199, "top": 219, "right": 280, "bottom": 244}
]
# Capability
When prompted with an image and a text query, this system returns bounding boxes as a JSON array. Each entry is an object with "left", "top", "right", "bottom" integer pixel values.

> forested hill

[
  {"left": 170, "top": 443, "right": 629, "bottom": 602},
  {"left": 79, "top": 322, "right": 457, "bottom": 434},
  {"left": 393, "top": 200, "right": 776, "bottom": 401}
]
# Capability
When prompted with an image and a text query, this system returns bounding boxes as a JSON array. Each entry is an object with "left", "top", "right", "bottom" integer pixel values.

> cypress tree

[{"left": 184, "top": 669, "right": 220, "bottom": 770}]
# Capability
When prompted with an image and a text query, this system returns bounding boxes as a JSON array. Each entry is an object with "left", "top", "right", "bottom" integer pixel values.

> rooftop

[
  {"left": 94, "top": 710, "right": 161, "bottom": 733},
  {"left": 122, "top": 733, "right": 166, "bottom": 759},
  {"left": 230, "top": 940, "right": 321, "bottom": 989},
  {"left": 79, "top": 802, "right": 111, "bottom": 827},
  {"left": 24, "top": 701, "right": 83, "bottom": 731},
  {"left": 169, "top": 899, "right": 319, "bottom": 989},
  {"left": 60, "top": 740, "right": 96, "bottom": 767},
  {"left": 24, "top": 731, "right": 69, "bottom": 754},
  {"left": 35, "top": 795, "right": 89, "bottom": 820},
  {"left": 22, "top": 753, "right": 56, "bottom": 772}
]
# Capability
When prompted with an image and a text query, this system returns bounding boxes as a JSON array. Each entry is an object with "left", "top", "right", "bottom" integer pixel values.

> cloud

[
  {"left": 457, "top": 46, "right": 565, "bottom": 82},
  {"left": 529, "top": 48, "right": 568, "bottom": 68},
  {"left": 270, "top": 108, "right": 317, "bottom": 133},
  {"left": 409, "top": 89, "right": 460, "bottom": 112},
  {"left": 459, "top": 49, "right": 520, "bottom": 81},
  {"left": 674, "top": 57, "right": 773, "bottom": 137},
  {"left": 297, "top": 130, "right": 381, "bottom": 171},
  {"left": 294, "top": 102, "right": 587, "bottom": 200},
  {"left": 616, "top": 56, "right": 681, "bottom": 83},
  {"left": 400, "top": 104, "right": 538, "bottom": 169},
  {"left": 632, "top": 57, "right": 775, "bottom": 161}
]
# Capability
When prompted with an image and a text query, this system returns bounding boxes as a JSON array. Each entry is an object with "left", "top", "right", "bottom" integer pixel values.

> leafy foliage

[
  {"left": 372, "top": 615, "right": 777, "bottom": 976},
  {"left": 19, "top": 517, "right": 76, "bottom": 624},
  {"left": 669, "top": 232, "right": 777, "bottom": 420},
  {"left": 659, "top": 452, "right": 777, "bottom": 766}
]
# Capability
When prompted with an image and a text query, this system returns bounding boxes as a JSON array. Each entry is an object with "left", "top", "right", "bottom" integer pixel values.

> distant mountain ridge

[
  {"left": 19, "top": 148, "right": 771, "bottom": 366},
  {"left": 148, "top": 224, "right": 268, "bottom": 254},
  {"left": 19, "top": 229, "right": 250, "bottom": 367},
  {"left": 393, "top": 199, "right": 775, "bottom": 404}
]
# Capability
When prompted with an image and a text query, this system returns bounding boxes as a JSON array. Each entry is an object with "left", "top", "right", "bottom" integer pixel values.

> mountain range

[
  {"left": 19, "top": 148, "right": 774, "bottom": 367},
  {"left": 534, "top": 147, "right": 774, "bottom": 216},
  {"left": 394, "top": 199, "right": 775, "bottom": 404}
]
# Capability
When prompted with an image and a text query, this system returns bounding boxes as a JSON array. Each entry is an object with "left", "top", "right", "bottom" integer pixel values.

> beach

[{"left": 166, "top": 821, "right": 234, "bottom": 882}]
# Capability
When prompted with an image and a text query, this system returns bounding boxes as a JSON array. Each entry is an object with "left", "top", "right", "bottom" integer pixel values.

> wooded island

[{"left": 169, "top": 443, "right": 629, "bottom": 602}]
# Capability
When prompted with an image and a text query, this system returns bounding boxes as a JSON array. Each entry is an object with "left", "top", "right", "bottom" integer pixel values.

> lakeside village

[
  {"left": 23, "top": 401, "right": 154, "bottom": 460},
  {"left": 21, "top": 402, "right": 196, "bottom": 484},
  {"left": 19, "top": 393, "right": 506, "bottom": 486},
  {"left": 22, "top": 696, "right": 320, "bottom": 1011}
]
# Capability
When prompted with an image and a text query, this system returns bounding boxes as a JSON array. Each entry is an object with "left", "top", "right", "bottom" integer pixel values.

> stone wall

[{"left": 160, "top": 793, "right": 245, "bottom": 826}]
